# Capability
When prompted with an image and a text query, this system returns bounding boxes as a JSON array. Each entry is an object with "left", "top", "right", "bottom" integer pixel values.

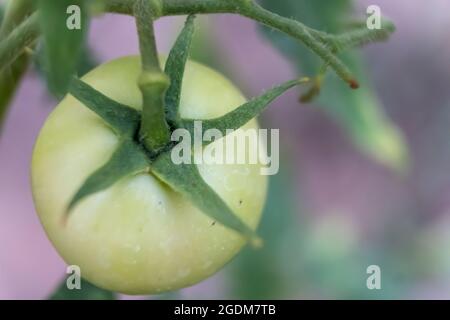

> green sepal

[
  {"left": 69, "top": 77, "right": 141, "bottom": 136},
  {"left": 164, "top": 14, "right": 196, "bottom": 127},
  {"left": 67, "top": 139, "right": 150, "bottom": 212},
  {"left": 151, "top": 151, "right": 262, "bottom": 247},
  {"left": 182, "top": 78, "right": 309, "bottom": 145}
]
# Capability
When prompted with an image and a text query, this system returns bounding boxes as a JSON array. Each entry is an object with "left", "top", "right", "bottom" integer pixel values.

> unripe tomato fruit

[{"left": 31, "top": 56, "right": 267, "bottom": 295}]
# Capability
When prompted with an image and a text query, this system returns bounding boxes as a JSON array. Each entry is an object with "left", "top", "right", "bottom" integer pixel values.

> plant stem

[
  {"left": 134, "top": 0, "right": 170, "bottom": 153},
  {"left": 0, "top": 0, "right": 36, "bottom": 131},
  {"left": 105, "top": 0, "right": 356, "bottom": 87},
  {"left": 105, "top": 0, "right": 242, "bottom": 15},
  {"left": 0, "top": 0, "right": 397, "bottom": 125},
  {"left": 135, "top": 0, "right": 161, "bottom": 73},
  {"left": 239, "top": 2, "right": 357, "bottom": 87},
  {"left": 0, "top": 0, "right": 35, "bottom": 38},
  {"left": 0, "top": 12, "right": 39, "bottom": 74}
]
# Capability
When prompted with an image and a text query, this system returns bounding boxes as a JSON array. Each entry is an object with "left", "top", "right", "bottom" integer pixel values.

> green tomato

[{"left": 31, "top": 56, "right": 268, "bottom": 295}]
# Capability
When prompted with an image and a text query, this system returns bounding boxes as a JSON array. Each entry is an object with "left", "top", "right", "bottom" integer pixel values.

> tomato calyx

[
  {"left": 163, "top": 14, "right": 196, "bottom": 129},
  {"left": 65, "top": 15, "right": 309, "bottom": 245}
]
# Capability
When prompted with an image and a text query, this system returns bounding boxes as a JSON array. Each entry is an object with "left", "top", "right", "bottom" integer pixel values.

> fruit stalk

[{"left": 134, "top": 0, "right": 171, "bottom": 153}]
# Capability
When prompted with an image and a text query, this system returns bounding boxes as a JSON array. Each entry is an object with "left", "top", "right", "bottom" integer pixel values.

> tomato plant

[{"left": 0, "top": 0, "right": 398, "bottom": 297}]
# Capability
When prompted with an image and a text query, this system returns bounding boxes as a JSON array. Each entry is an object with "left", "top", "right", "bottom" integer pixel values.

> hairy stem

[
  {"left": 135, "top": 0, "right": 162, "bottom": 72},
  {"left": 105, "top": 0, "right": 242, "bottom": 15},
  {"left": 0, "top": 0, "right": 392, "bottom": 90},
  {"left": 239, "top": 1, "right": 357, "bottom": 87},
  {"left": 0, "top": 12, "right": 39, "bottom": 74},
  {"left": 0, "top": 0, "right": 35, "bottom": 38},
  {"left": 0, "top": 0, "right": 397, "bottom": 130},
  {"left": 0, "top": 0, "right": 36, "bottom": 131},
  {"left": 105, "top": 0, "right": 356, "bottom": 86},
  {"left": 135, "top": 0, "right": 171, "bottom": 153}
]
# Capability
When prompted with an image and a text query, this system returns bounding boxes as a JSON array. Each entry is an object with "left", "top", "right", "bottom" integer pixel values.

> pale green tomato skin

[{"left": 31, "top": 56, "right": 268, "bottom": 295}]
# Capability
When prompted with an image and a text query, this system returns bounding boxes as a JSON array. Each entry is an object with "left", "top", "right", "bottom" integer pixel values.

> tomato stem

[{"left": 134, "top": 0, "right": 171, "bottom": 153}]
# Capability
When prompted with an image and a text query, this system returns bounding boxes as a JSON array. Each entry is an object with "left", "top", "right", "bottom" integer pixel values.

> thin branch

[
  {"left": 0, "top": 12, "right": 39, "bottom": 74},
  {"left": 0, "top": 1, "right": 37, "bottom": 130},
  {"left": 0, "top": 0, "right": 397, "bottom": 96},
  {"left": 0, "top": 0, "right": 35, "bottom": 39},
  {"left": 106, "top": 0, "right": 361, "bottom": 87}
]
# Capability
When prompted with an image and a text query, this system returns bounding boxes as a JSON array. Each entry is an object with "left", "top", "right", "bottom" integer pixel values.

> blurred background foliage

[
  {"left": 2, "top": 0, "right": 450, "bottom": 299},
  {"left": 50, "top": 279, "right": 115, "bottom": 300},
  {"left": 37, "top": 0, "right": 92, "bottom": 97},
  {"left": 259, "top": 0, "right": 408, "bottom": 174}
]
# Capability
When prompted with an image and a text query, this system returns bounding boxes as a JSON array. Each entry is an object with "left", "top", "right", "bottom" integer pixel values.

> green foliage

[
  {"left": 34, "top": 44, "right": 98, "bottom": 94},
  {"left": 0, "top": 53, "right": 28, "bottom": 129},
  {"left": 188, "top": 17, "right": 224, "bottom": 71},
  {"left": 50, "top": 279, "right": 116, "bottom": 300},
  {"left": 38, "top": 0, "right": 89, "bottom": 97},
  {"left": 259, "top": 0, "right": 409, "bottom": 172},
  {"left": 227, "top": 163, "right": 300, "bottom": 298},
  {"left": 227, "top": 163, "right": 406, "bottom": 299}
]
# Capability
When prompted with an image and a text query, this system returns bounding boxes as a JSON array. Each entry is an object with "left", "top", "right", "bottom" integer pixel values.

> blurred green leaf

[
  {"left": 227, "top": 161, "right": 303, "bottom": 299},
  {"left": 227, "top": 161, "right": 407, "bottom": 299},
  {"left": 50, "top": 279, "right": 116, "bottom": 300},
  {"left": 0, "top": 53, "right": 29, "bottom": 131},
  {"left": 34, "top": 44, "right": 98, "bottom": 93},
  {"left": 188, "top": 17, "right": 234, "bottom": 80},
  {"left": 259, "top": 0, "right": 409, "bottom": 172},
  {"left": 38, "top": 0, "right": 89, "bottom": 97},
  {"left": 75, "top": 45, "right": 98, "bottom": 76}
]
